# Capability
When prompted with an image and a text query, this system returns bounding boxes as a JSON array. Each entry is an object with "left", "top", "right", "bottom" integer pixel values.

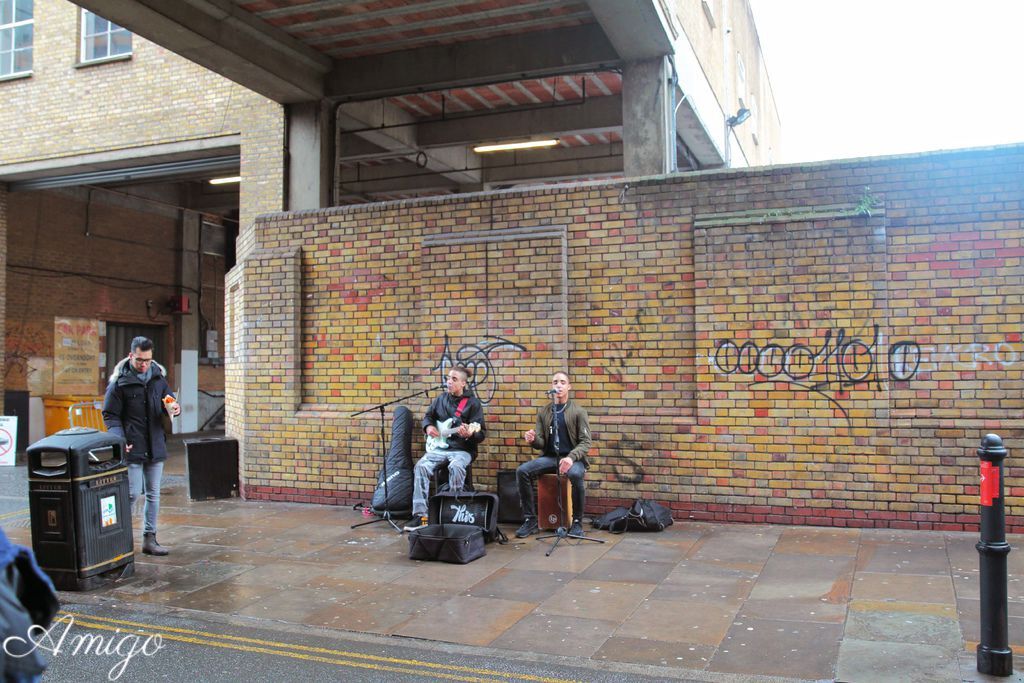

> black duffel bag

[
  {"left": 408, "top": 523, "right": 485, "bottom": 564},
  {"left": 429, "top": 490, "right": 508, "bottom": 544},
  {"left": 592, "top": 498, "right": 674, "bottom": 533}
]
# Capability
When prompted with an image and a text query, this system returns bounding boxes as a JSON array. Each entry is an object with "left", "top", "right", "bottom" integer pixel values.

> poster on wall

[
  {"left": 26, "top": 357, "right": 53, "bottom": 397},
  {"left": 0, "top": 416, "right": 17, "bottom": 466},
  {"left": 53, "top": 318, "right": 100, "bottom": 395}
]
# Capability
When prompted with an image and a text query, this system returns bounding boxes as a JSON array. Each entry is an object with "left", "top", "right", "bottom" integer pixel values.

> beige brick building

[
  {"left": 17, "top": 2, "right": 1014, "bottom": 535},
  {"left": 2, "top": 0, "right": 779, "bottom": 441},
  {"left": 1, "top": 0, "right": 284, "bottom": 439}
]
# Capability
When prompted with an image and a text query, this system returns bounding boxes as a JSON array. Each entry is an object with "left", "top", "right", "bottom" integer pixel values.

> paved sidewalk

[{"left": 6, "top": 438, "right": 1024, "bottom": 682}]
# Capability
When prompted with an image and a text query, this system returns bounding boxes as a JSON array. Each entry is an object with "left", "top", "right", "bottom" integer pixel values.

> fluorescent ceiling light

[
  {"left": 209, "top": 176, "right": 241, "bottom": 185},
  {"left": 473, "top": 139, "right": 559, "bottom": 153}
]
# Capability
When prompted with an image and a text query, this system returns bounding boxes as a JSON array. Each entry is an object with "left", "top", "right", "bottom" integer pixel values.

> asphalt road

[{"left": 37, "top": 601, "right": 704, "bottom": 683}]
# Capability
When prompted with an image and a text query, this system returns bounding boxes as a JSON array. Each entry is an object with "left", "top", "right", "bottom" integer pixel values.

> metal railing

[{"left": 68, "top": 400, "right": 106, "bottom": 431}]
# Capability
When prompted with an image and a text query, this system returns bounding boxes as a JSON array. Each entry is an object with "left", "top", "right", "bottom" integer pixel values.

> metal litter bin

[{"left": 27, "top": 427, "right": 134, "bottom": 590}]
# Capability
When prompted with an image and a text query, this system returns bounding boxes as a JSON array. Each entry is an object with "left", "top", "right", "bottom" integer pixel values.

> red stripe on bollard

[{"left": 981, "top": 461, "right": 995, "bottom": 506}]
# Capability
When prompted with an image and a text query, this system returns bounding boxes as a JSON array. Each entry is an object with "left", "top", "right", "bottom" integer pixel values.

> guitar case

[{"left": 371, "top": 405, "right": 414, "bottom": 514}]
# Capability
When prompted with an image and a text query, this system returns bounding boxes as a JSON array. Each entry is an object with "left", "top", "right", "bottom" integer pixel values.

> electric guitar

[{"left": 426, "top": 417, "right": 481, "bottom": 452}]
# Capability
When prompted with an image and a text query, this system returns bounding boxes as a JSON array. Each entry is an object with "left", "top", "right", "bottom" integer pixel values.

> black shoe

[
  {"left": 142, "top": 533, "right": 169, "bottom": 556},
  {"left": 515, "top": 517, "right": 539, "bottom": 538},
  {"left": 568, "top": 519, "right": 584, "bottom": 537},
  {"left": 403, "top": 515, "right": 428, "bottom": 532}
]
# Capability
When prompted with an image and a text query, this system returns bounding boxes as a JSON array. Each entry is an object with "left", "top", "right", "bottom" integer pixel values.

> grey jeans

[
  {"left": 411, "top": 449, "right": 471, "bottom": 515},
  {"left": 128, "top": 460, "right": 164, "bottom": 534}
]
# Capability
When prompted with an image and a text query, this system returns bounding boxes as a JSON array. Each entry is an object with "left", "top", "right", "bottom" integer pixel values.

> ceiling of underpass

[{"left": 73, "top": 0, "right": 691, "bottom": 204}]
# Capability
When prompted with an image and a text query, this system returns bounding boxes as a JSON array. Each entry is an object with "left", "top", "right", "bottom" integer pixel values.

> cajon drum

[{"left": 537, "top": 473, "right": 572, "bottom": 530}]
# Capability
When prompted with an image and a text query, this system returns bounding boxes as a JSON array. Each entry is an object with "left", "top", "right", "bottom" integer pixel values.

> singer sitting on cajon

[{"left": 515, "top": 371, "right": 592, "bottom": 538}]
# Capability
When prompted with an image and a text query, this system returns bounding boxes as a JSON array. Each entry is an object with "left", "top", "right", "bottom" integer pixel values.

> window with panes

[
  {"left": 0, "top": 0, "right": 33, "bottom": 77},
  {"left": 81, "top": 8, "right": 131, "bottom": 63}
]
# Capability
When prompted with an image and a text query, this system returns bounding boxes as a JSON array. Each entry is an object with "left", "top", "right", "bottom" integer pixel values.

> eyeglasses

[{"left": 132, "top": 357, "right": 153, "bottom": 365}]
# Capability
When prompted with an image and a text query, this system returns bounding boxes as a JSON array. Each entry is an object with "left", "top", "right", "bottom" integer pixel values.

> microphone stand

[
  {"left": 536, "top": 391, "right": 605, "bottom": 556},
  {"left": 350, "top": 386, "right": 437, "bottom": 532}
]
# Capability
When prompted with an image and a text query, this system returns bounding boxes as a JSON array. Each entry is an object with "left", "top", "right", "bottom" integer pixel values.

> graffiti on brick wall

[
  {"left": 4, "top": 323, "right": 49, "bottom": 381},
  {"left": 607, "top": 438, "right": 646, "bottom": 484},
  {"left": 607, "top": 307, "right": 646, "bottom": 386},
  {"left": 710, "top": 324, "right": 1023, "bottom": 425},
  {"left": 709, "top": 324, "right": 902, "bottom": 425},
  {"left": 891, "top": 341, "right": 1021, "bottom": 373},
  {"left": 432, "top": 334, "right": 526, "bottom": 405}
]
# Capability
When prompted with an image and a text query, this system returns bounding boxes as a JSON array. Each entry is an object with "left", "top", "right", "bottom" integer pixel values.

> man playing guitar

[{"left": 404, "top": 365, "right": 486, "bottom": 531}]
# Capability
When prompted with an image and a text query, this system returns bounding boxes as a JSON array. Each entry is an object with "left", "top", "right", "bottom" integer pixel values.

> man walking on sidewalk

[{"left": 102, "top": 336, "right": 180, "bottom": 556}]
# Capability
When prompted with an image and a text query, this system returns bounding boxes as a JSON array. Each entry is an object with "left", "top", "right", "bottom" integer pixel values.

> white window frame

[
  {"left": 0, "top": 0, "right": 33, "bottom": 79},
  {"left": 79, "top": 8, "right": 131, "bottom": 64}
]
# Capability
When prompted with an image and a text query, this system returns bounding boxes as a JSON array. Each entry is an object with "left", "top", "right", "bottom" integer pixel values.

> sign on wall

[
  {"left": 26, "top": 357, "right": 53, "bottom": 397},
  {"left": 53, "top": 318, "right": 100, "bottom": 395},
  {"left": 0, "top": 416, "right": 17, "bottom": 466}
]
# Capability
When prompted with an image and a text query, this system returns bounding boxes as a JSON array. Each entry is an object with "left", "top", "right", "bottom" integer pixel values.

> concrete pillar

[
  {"left": 175, "top": 211, "right": 200, "bottom": 433},
  {"left": 622, "top": 57, "right": 675, "bottom": 178},
  {"left": 286, "top": 101, "right": 333, "bottom": 210}
]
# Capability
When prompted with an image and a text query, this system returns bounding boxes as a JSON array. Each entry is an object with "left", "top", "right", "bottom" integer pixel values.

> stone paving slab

[
  {"left": 836, "top": 638, "right": 962, "bottom": 683},
  {"left": 490, "top": 612, "right": 620, "bottom": 657},
  {"left": 710, "top": 618, "right": 844, "bottom": 680},
  {"left": 9, "top": 441, "right": 1024, "bottom": 682},
  {"left": 852, "top": 571, "right": 957, "bottom": 603},
  {"left": 594, "top": 636, "right": 717, "bottom": 671}
]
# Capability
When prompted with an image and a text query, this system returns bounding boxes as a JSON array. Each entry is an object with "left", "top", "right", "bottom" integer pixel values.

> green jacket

[{"left": 530, "top": 399, "right": 592, "bottom": 467}]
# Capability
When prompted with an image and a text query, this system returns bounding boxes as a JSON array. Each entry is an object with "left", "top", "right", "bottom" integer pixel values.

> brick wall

[
  {"left": 237, "top": 106, "right": 286, "bottom": 260},
  {"left": 2, "top": 0, "right": 258, "bottom": 165},
  {"left": 1, "top": 0, "right": 285, "bottom": 263},
  {"left": 3, "top": 187, "right": 229, "bottom": 395},
  {"left": 1, "top": 0, "right": 279, "bottom": 404},
  {"left": 228, "top": 144, "right": 1024, "bottom": 531}
]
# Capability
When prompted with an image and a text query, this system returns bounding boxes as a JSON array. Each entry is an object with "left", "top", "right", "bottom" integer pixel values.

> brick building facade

[
  {"left": 1, "top": 0, "right": 282, "bottom": 426},
  {"left": 228, "top": 143, "right": 1024, "bottom": 532}
]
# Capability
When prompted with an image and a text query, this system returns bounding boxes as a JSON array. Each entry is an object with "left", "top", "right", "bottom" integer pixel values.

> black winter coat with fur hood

[{"left": 102, "top": 356, "right": 175, "bottom": 463}]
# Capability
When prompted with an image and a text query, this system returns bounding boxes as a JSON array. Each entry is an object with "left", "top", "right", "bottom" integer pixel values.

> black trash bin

[
  {"left": 27, "top": 427, "right": 134, "bottom": 590},
  {"left": 184, "top": 437, "right": 239, "bottom": 501}
]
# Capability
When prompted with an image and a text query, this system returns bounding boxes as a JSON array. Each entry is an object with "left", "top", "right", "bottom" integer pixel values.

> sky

[{"left": 747, "top": 1, "right": 1024, "bottom": 163}]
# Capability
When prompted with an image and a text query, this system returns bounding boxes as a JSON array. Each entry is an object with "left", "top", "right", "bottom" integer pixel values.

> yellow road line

[
  {"left": 61, "top": 612, "right": 577, "bottom": 683},
  {"left": 68, "top": 620, "right": 499, "bottom": 683},
  {"left": 0, "top": 508, "right": 29, "bottom": 520}
]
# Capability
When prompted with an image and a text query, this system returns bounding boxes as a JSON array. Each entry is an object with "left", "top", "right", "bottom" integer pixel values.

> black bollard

[{"left": 977, "top": 433, "right": 1013, "bottom": 676}]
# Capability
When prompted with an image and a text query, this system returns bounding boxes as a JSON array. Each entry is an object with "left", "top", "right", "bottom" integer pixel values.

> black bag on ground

[
  {"left": 592, "top": 498, "right": 674, "bottom": 533},
  {"left": 591, "top": 505, "right": 631, "bottom": 533},
  {"left": 370, "top": 406, "right": 414, "bottom": 514},
  {"left": 408, "top": 523, "right": 485, "bottom": 564},
  {"left": 496, "top": 470, "right": 523, "bottom": 524},
  {"left": 428, "top": 490, "right": 508, "bottom": 543},
  {"left": 625, "top": 498, "right": 673, "bottom": 531}
]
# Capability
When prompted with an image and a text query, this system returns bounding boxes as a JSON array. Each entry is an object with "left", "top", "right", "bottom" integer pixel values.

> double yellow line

[
  {"left": 0, "top": 508, "right": 29, "bottom": 521},
  {"left": 61, "top": 611, "right": 577, "bottom": 682}
]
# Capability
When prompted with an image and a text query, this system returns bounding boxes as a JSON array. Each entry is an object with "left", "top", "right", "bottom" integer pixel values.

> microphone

[{"left": 545, "top": 389, "right": 558, "bottom": 395}]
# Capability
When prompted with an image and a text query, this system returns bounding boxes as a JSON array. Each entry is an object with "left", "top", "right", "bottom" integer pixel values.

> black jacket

[
  {"left": 422, "top": 390, "right": 486, "bottom": 460},
  {"left": 102, "top": 357, "right": 175, "bottom": 463}
]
